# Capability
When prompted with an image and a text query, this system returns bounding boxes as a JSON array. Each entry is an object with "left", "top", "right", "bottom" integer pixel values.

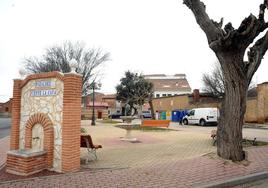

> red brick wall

[
  {"left": 6, "top": 152, "right": 47, "bottom": 176},
  {"left": 10, "top": 79, "right": 22, "bottom": 150},
  {"left": 62, "top": 73, "right": 82, "bottom": 172}
]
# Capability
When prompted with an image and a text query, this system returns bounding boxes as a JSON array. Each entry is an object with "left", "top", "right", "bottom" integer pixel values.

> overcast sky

[{"left": 1, "top": 0, "right": 268, "bottom": 102}]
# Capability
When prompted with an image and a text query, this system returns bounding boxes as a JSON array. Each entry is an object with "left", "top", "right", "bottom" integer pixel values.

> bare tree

[
  {"left": 202, "top": 62, "right": 225, "bottom": 98},
  {"left": 23, "top": 41, "right": 110, "bottom": 96},
  {"left": 202, "top": 62, "right": 256, "bottom": 98},
  {"left": 184, "top": 0, "right": 268, "bottom": 161}
]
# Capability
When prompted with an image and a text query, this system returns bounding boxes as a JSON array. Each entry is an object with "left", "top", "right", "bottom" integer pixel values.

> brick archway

[{"left": 25, "top": 113, "right": 54, "bottom": 168}]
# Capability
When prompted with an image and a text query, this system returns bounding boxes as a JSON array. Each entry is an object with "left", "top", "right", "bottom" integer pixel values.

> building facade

[
  {"left": 101, "top": 94, "right": 122, "bottom": 114},
  {"left": 0, "top": 99, "right": 12, "bottom": 117},
  {"left": 81, "top": 93, "right": 120, "bottom": 119},
  {"left": 144, "top": 74, "right": 192, "bottom": 98},
  {"left": 152, "top": 83, "right": 268, "bottom": 124}
]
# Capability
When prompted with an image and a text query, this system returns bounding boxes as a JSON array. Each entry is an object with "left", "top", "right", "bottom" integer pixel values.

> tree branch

[
  {"left": 183, "top": 0, "right": 223, "bottom": 48},
  {"left": 234, "top": 0, "right": 268, "bottom": 49},
  {"left": 246, "top": 30, "right": 268, "bottom": 81}
]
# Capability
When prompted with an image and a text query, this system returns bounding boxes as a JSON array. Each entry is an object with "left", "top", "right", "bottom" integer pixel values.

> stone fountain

[{"left": 119, "top": 116, "right": 139, "bottom": 142}]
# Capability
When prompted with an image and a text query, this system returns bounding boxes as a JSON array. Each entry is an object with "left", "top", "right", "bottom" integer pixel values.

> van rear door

[{"left": 207, "top": 108, "right": 218, "bottom": 122}]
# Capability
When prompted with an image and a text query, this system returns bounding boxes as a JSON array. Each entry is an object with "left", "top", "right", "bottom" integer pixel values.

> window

[
  {"left": 168, "top": 94, "right": 172, "bottom": 97},
  {"left": 162, "top": 94, "right": 167, "bottom": 97},
  {"left": 5, "top": 107, "right": 8, "bottom": 112},
  {"left": 189, "top": 110, "right": 195, "bottom": 116},
  {"left": 156, "top": 94, "right": 160, "bottom": 98}
]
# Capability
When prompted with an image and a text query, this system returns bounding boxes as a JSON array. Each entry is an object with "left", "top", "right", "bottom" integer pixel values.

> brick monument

[{"left": 6, "top": 68, "right": 82, "bottom": 175}]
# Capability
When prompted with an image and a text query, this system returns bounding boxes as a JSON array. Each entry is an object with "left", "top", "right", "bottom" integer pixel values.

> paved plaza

[
  {"left": 1, "top": 121, "right": 268, "bottom": 187},
  {"left": 80, "top": 121, "right": 215, "bottom": 170}
]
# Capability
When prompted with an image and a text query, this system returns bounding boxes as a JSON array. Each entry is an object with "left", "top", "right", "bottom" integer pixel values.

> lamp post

[
  {"left": 91, "top": 82, "right": 101, "bottom": 126},
  {"left": 91, "top": 82, "right": 96, "bottom": 126}
]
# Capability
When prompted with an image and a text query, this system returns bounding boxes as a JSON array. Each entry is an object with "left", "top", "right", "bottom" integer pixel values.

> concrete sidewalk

[
  {"left": 1, "top": 123, "right": 268, "bottom": 187},
  {"left": 0, "top": 136, "right": 9, "bottom": 169}
]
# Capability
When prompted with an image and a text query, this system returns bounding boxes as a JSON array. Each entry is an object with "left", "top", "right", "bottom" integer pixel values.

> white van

[{"left": 182, "top": 108, "right": 219, "bottom": 126}]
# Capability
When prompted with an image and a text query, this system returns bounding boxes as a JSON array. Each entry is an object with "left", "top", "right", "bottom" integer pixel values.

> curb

[{"left": 199, "top": 171, "right": 268, "bottom": 188}]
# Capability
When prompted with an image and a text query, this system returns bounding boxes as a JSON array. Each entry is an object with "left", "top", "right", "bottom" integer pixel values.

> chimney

[{"left": 193, "top": 89, "right": 200, "bottom": 103}]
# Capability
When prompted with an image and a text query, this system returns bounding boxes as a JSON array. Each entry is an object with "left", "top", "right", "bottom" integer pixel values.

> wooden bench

[
  {"left": 80, "top": 135, "right": 102, "bottom": 161},
  {"left": 141, "top": 120, "right": 170, "bottom": 128},
  {"left": 210, "top": 130, "right": 257, "bottom": 147}
]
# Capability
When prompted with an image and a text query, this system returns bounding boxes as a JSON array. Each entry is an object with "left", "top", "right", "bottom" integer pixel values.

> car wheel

[
  {"left": 183, "top": 119, "right": 188, "bottom": 125},
  {"left": 199, "top": 119, "right": 206, "bottom": 126}
]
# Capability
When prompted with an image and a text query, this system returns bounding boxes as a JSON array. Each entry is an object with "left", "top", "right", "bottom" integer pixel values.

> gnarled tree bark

[{"left": 183, "top": 0, "right": 268, "bottom": 161}]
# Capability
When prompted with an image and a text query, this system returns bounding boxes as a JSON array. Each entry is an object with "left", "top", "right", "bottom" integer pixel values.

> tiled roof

[
  {"left": 146, "top": 78, "right": 191, "bottom": 92},
  {"left": 144, "top": 74, "right": 166, "bottom": 77}
]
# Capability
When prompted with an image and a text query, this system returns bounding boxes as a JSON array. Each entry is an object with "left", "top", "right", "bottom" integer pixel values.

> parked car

[
  {"left": 182, "top": 108, "right": 219, "bottom": 126},
  {"left": 142, "top": 111, "right": 152, "bottom": 119},
  {"left": 108, "top": 112, "right": 122, "bottom": 119}
]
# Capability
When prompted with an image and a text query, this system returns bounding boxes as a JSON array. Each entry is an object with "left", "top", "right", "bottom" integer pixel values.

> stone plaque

[{"left": 30, "top": 89, "right": 57, "bottom": 97}]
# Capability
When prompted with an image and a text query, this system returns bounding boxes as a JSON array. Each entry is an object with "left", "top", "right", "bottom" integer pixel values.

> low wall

[
  {"left": 245, "top": 98, "right": 258, "bottom": 123},
  {"left": 81, "top": 108, "right": 108, "bottom": 120},
  {"left": 6, "top": 150, "right": 47, "bottom": 176}
]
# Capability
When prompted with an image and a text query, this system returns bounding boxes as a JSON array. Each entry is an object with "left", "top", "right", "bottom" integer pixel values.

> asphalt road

[
  {"left": 169, "top": 122, "right": 268, "bottom": 142},
  {"left": 0, "top": 118, "right": 11, "bottom": 139}
]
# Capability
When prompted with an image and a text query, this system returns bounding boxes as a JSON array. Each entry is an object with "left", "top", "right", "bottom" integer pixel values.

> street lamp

[{"left": 91, "top": 81, "right": 101, "bottom": 126}]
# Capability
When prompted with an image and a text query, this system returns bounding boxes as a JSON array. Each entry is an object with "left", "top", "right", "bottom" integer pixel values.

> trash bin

[
  {"left": 172, "top": 110, "right": 188, "bottom": 123},
  {"left": 160, "top": 111, "right": 166, "bottom": 120},
  {"left": 172, "top": 110, "right": 180, "bottom": 122},
  {"left": 166, "top": 111, "right": 171, "bottom": 120}
]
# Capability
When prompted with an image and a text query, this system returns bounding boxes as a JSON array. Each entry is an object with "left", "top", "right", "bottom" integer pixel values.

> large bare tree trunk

[
  {"left": 184, "top": 0, "right": 268, "bottom": 161},
  {"left": 217, "top": 53, "right": 248, "bottom": 161}
]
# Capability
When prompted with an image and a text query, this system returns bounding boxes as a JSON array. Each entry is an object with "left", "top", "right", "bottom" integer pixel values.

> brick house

[
  {"left": 82, "top": 102, "right": 109, "bottom": 119},
  {"left": 144, "top": 74, "right": 192, "bottom": 98},
  {"left": 0, "top": 99, "right": 12, "bottom": 117},
  {"left": 152, "top": 89, "right": 220, "bottom": 112},
  {"left": 152, "top": 82, "right": 268, "bottom": 123},
  {"left": 81, "top": 92, "right": 105, "bottom": 107},
  {"left": 101, "top": 94, "right": 122, "bottom": 114},
  {"left": 81, "top": 93, "right": 120, "bottom": 119}
]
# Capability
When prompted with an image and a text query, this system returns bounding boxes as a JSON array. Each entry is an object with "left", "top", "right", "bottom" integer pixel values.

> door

[
  {"left": 187, "top": 110, "right": 195, "bottom": 124},
  {"left": 97, "top": 111, "right": 102, "bottom": 119}
]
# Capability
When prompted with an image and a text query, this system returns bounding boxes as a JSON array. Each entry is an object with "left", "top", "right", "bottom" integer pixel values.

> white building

[{"left": 144, "top": 74, "right": 192, "bottom": 98}]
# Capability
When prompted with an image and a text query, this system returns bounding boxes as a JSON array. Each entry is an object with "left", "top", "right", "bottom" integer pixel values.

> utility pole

[{"left": 91, "top": 82, "right": 96, "bottom": 126}]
